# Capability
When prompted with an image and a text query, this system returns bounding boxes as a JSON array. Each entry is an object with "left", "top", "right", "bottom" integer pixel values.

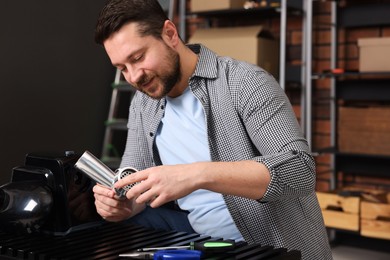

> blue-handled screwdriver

[
  {"left": 138, "top": 240, "right": 236, "bottom": 253},
  {"left": 119, "top": 249, "right": 202, "bottom": 259}
]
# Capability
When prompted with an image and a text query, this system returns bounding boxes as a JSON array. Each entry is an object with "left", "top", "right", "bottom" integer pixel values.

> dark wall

[{"left": 0, "top": 1, "right": 115, "bottom": 184}]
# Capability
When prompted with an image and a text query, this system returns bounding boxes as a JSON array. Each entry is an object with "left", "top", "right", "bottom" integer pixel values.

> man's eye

[{"left": 133, "top": 54, "right": 143, "bottom": 62}]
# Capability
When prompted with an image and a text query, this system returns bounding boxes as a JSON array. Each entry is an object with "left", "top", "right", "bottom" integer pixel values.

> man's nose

[{"left": 123, "top": 66, "right": 143, "bottom": 85}]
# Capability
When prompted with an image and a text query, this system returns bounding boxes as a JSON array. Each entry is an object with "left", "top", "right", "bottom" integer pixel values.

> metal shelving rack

[
  {"left": 186, "top": 0, "right": 303, "bottom": 91},
  {"left": 302, "top": 0, "right": 337, "bottom": 185},
  {"left": 306, "top": 0, "right": 390, "bottom": 190},
  {"left": 306, "top": 1, "right": 390, "bottom": 245}
]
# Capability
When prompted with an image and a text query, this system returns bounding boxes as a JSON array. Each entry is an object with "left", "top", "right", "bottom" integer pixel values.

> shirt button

[
  {"left": 149, "top": 132, "right": 154, "bottom": 137},
  {"left": 160, "top": 105, "right": 164, "bottom": 109}
]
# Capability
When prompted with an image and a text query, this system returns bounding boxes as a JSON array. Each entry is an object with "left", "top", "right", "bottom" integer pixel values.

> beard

[{"left": 136, "top": 44, "right": 181, "bottom": 100}]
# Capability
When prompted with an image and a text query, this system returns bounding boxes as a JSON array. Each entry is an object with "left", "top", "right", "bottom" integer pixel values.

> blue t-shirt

[{"left": 156, "top": 87, "right": 243, "bottom": 241}]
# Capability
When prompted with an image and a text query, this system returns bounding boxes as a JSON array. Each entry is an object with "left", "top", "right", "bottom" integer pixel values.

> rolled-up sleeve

[
  {"left": 238, "top": 70, "right": 316, "bottom": 202},
  {"left": 255, "top": 150, "right": 316, "bottom": 202}
]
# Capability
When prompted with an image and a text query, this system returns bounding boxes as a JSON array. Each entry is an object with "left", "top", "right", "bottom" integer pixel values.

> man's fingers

[
  {"left": 93, "top": 184, "right": 116, "bottom": 197},
  {"left": 114, "top": 170, "right": 146, "bottom": 189}
]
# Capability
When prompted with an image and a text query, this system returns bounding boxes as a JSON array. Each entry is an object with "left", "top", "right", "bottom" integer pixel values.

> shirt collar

[{"left": 187, "top": 44, "right": 219, "bottom": 80}]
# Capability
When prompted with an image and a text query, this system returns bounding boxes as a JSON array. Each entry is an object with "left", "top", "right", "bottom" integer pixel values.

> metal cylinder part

[
  {"left": 74, "top": 151, "right": 139, "bottom": 198},
  {"left": 74, "top": 150, "right": 115, "bottom": 188}
]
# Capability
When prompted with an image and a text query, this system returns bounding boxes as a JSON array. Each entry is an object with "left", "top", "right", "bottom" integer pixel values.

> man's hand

[
  {"left": 113, "top": 161, "right": 270, "bottom": 208},
  {"left": 114, "top": 164, "right": 200, "bottom": 208},
  {"left": 92, "top": 183, "right": 145, "bottom": 222}
]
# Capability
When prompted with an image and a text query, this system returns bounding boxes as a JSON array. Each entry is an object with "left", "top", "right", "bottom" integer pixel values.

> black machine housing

[{"left": 0, "top": 151, "right": 102, "bottom": 236}]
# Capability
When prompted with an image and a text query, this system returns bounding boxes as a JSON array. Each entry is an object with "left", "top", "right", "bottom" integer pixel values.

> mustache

[{"left": 135, "top": 74, "right": 153, "bottom": 88}]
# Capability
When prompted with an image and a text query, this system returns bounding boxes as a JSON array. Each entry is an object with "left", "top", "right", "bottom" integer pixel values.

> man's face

[{"left": 104, "top": 22, "right": 181, "bottom": 99}]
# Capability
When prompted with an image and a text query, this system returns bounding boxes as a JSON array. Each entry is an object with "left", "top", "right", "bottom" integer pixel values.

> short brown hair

[{"left": 95, "top": 0, "right": 168, "bottom": 45}]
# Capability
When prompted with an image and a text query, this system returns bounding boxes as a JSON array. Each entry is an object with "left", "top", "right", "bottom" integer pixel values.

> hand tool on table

[
  {"left": 119, "top": 240, "right": 236, "bottom": 258},
  {"left": 139, "top": 240, "right": 235, "bottom": 253},
  {"left": 119, "top": 249, "right": 202, "bottom": 259}
]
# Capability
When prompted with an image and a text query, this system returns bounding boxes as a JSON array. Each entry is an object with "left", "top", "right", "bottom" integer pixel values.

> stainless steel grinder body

[{"left": 74, "top": 151, "right": 138, "bottom": 198}]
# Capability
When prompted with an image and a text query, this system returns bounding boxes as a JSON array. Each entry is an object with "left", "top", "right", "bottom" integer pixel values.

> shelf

[
  {"left": 309, "top": 0, "right": 390, "bottom": 245},
  {"left": 313, "top": 146, "right": 336, "bottom": 155},
  {"left": 285, "top": 64, "right": 302, "bottom": 86},
  {"left": 335, "top": 152, "right": 390, "bottom": 178},
  {"left": 313, "top": 148, "right": 390, "bottom": 178},
  {"left": 105, "top": 119, "right": 128, "bottom": 130},
  {"left": 338, "top": 3, "right": 390, "bottom": 28},
  {"left": 186, "top": 0, "right": 304, "bottom": 88},
  {"left": 313, "top": 71, "right": 390, "bottom": 79},
  {"left": 336, "top": 79, "right": 390, "bottom": 101},
  {"left": 111, "top": 81, "right": 135, "bottom": 91},
  {"left": 188, "top": 5, "right": 302, "bottom": 19},
  {"left": 188, "top": 0, "right": 303, "bottom": 17},
  {"left": 313, "top": 71, "right": 390, "bottom": 101}
]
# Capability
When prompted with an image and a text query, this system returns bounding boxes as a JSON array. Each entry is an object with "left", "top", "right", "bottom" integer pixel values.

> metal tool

[
  {"left": 119, "top": 249, "right": 202, "bottom": 259},
  {"left": 74, "top": 150, "right": 138, "bottom": 198},
  {"left": 74, "top": 150, "right": 115, "bottom": 188},
  {"left": 138, "top": 240, "right": 235, "bottom": 253}
]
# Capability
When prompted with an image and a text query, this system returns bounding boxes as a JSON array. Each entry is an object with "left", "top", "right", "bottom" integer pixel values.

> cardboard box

[
  {"left": 317, "top": 191, "right": 360, "bottom": 231},
  {"left": 191, "top": 0, "right": 247, "bottom": 12},
  {"left": 358, "top": 37, "right": 390, "bottom": 72},
  {"left": 189, "top": 26, "right": 279, "bottom": 78},
  {"left": 361, "top": 193, "right": 390, "bottom": 240},
  {"left": 338, "top": 106, "right": 390, "bottom": 156}
]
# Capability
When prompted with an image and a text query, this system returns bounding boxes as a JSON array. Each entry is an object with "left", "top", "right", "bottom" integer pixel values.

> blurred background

[{"left": 0, "top": 0, "right": 115, "bottom": 185}]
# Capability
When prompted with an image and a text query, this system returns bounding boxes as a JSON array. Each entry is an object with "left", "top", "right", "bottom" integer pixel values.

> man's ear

[{"left": 162, "top": 20, "right": 179, "bottom": 47}]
